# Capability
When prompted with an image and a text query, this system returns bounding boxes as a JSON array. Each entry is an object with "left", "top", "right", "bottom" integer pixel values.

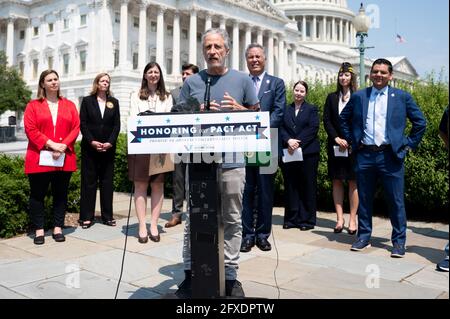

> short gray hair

[
  {"left": 245, "top": 43, "right": 266, "bottom": 59},
  {"left": 202, "top": 28, "right": 230, "bottom": 50}
]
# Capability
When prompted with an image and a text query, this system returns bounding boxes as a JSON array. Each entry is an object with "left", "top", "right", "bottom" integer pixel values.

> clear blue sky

[{"left": 348, "top": 0, "right": 449, "bottom": 81}]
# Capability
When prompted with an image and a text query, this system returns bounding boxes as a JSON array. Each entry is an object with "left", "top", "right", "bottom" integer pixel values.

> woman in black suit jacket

[
  {"left": 79, "top": 73, "right": 120, "bottom": 228},
  {"left": 280, "top": 81, "right": 320, "bottom": 230},
  {"left": 323, "top": 62, "right": 358, "bottom": 234}
]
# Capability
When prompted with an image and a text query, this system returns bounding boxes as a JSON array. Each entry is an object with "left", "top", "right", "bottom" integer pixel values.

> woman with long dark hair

[
  {"left": 128, "top": 62, "right": 172, "bottom": 243},
  {"left": 323, "top": 62, "right": 358, "bottom": 234}
]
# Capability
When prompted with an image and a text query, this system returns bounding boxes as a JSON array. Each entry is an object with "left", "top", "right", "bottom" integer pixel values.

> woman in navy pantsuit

[
  {"left": 79, "top": 73, "right": 120, "bottom": 228},
  {"left": 280, "top": 81, "right": 320, "bottom": 230}
]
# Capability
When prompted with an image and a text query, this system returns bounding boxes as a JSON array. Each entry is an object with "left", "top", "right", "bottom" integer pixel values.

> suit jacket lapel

[
  {"left": 386, "top": 86, "right": 395, "bottom": 130},
  {"left": 362, "top": 87, "right": 372, "bottom": 126},
  {"left": 258, "top": 73, "right": 270, "bottom": 100}
]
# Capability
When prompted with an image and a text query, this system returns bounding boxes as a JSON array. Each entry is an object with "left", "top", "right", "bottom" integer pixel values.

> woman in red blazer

[{"left": 24, "top": 70, "right": 80, "bottom": 245}]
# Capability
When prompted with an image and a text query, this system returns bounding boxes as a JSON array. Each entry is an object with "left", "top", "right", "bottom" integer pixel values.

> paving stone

[
  {"left": 0, "top": 285, "right": 29, "bottom": 299},
  {"left": 0, "top": 244, "right": 39, "bottom": 265},
  {"left": 12, "top": 270, "right": 160, "bottom": 299}
]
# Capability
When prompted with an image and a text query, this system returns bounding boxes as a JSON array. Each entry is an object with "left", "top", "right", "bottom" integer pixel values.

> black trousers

[
  {"left": 80, "top": 148, "right": 115, "bottom": 222},
  {"left": 172, "top": 161, "right": 187, "bottom": 214},
  {"left": 281, "top": 153, "right": 319, "bottom": 227},
  {"left": 28, "top": 171, "right": 72, "bottom": 229}
]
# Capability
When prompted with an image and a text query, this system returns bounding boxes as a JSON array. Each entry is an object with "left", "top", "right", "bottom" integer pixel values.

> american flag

[{"left": 396, "top": 34, "right": 406, "bottom": 43}]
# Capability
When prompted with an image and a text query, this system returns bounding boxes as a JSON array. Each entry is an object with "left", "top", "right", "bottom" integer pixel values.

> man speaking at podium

[{"left": 175, "top": 28, "right": 259, "bottom": 298}]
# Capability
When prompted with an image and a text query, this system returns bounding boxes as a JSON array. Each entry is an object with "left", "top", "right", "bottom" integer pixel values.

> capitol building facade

[{"left": 0, "top": 0, "right": 418, "bottom": 127}]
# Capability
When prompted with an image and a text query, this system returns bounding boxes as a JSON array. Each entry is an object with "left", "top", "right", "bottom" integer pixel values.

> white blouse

[
  {"left": 47, "top": 100, "right": 59, "bottom": 127},
  {"left": 129, "top": 91, "right": 173, "bottom": 116}
]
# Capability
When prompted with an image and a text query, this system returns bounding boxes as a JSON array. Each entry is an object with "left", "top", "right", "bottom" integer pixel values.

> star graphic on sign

[
  {"left": 137, "top": 119, "right": 142, "bottom": 125},
  {"left": 225, "top": 116, "right": 231, "bottom": 122},
  {"left": 195, "top": 117, "right": 201, "bottom": 122},
  {"left": 166, "top": 118, "right": 171, "bottom": 123},
  {"left": 255, "top": 115, "right": 260, "bottom": 121}
]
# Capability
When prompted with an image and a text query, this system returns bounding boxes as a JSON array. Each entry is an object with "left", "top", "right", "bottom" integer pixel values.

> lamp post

[{"left": 352, "top": 3, "right": 374, "bottom": 88}]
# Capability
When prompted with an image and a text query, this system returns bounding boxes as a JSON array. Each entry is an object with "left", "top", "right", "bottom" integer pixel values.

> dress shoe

[
  {"left": 225, "top": 280, "right": 245, "bottom": 297},
  {"left": 347, "top": 229, "right": 357, "bottom": 235},
  {"left": 165, "top": 214, "right": 182, "bottom": 228},
  {"left": 138, "top": 235, "right": 148, "bottom": 244},
  {"left": 240, "top": 238, "right": 255, "bottom": 253},
  {"left": 149, "top": 232, "right": 160, "bottom": 242},
  {"left": 300, "top": 225, "right": 314, "bottom": 231},
  {"left": 52, "top": 233, "right": 66, "bottom": 242},
  {"left": 283, "top": 223, "right": 298, "bottom": 229},
  {"left": 33, "top": 235, "right": 45, "bottom": 245},
  {"left": 256, "top": 238, "right": 272, "bottom": 251},
  {"left": 333, "top": 224, "right": 344, "bottom": 233}
]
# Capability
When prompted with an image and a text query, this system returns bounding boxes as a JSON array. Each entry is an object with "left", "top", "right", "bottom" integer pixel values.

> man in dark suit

[
  {"left": 340, "top": 58, "right": 426, "bottom": 257},
  {"left": 240, "top": 43, "right": 285, "bottom": 253},
  {"left": 166, "top": 63, "right": 199, "bottom": 228}
]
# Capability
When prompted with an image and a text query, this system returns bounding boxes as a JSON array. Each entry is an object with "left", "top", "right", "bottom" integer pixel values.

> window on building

[
  {"left": 306, "top": 22, "right": 311, "bottom": 37},
  {"left": 48, "top": 56, "right": 53, "bottom": 69},
  {"left": 115, "top": 12, "right": 120, "bottom": 23},
  {"left": 197, "top": 32, "right": 201, "bottom": 42},
  {"left": 48, "top": 23, "right": 54, "bottom": 33},
  {"left": 33, "top": 26, "right": 39, "bottom": 37},
  {"left": 181, "top": 29, "right": 188, "bottom": 39},
  {"left": 134, "top": 17, "right": 139, "bottom": 28},
  {"left": 133, "top": 52, "right": 138, "bottom": 69},
  {"left": 80, "top": 50, "right": 87, "bottom": 72},
  {"left": 64, "top": 18, "right": 69, "bottom": 29},
  {"left": 150, "top": 22, "right": 157, "bottom": 32},
  {"left": 32, "top": 59, "right": 38, "bottom": 79},
  {"left": 80, "top": 14, "right": 87, "bottom": 26},
  {"left": 19, "top": 61, "right": 24, "bottom": 77},
  {"left": 19, "top": 30, "right": 25, "bottom": 40},
  {"left": 114, "top": 50, "right": 119, "bottom": 68},
  {"left": 167, "top": 25, "right": 173, "bottom": 36},
  {"left": 63, "top": 53, "right": 70, "bottom": 75},
  {"left": 150, "top": 55, "right": 156, "bottom": 63}
]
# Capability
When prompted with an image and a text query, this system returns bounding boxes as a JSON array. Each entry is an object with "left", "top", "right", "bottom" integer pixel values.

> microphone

[{"left": 204, "top": 76, "right": 211, "bottom": 111}]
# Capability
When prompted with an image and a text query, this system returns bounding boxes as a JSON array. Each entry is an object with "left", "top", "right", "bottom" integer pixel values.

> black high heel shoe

[
  {"left": 149, "top": 231, "right": 160, "bottom": 242},
  {"left": 348, "top": 228, "right": 357, "bottom": 235},
  {"left": 333, "top": 220, "right": 345, "bottom": 233}
]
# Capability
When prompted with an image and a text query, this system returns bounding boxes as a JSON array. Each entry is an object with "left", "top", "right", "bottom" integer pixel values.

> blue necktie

[
  {"left": 373, "top": 91, "right": 384, "bottom": 146},
  {"left": 252, "top": 76, "right": 260, "bottom": 95}
]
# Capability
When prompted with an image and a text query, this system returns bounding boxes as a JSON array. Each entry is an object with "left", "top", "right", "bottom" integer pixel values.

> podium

[
  {"left": 189, "top": 161, "right": 225, "bottom": 297},
  {"left": 127, "top": 111, "right": 271, "bottom": 298}
]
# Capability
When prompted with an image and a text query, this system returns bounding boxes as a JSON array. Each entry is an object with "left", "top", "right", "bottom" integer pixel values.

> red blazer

[{"left": 24, "top": 97, "right": 80, "bottom": 174}]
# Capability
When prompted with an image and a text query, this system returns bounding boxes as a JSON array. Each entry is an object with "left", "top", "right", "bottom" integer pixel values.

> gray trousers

[{"left": 183, "top": 167, "right": 245, "bottom": 280}]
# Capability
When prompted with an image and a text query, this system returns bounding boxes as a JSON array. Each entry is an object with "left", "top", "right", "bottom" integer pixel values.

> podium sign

[{"left": 127, "top": 111, "right": 271, "bottom": 154}]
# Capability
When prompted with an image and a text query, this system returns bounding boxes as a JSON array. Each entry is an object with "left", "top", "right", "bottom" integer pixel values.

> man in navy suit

[
  {"left": 340, "top": 58, "right": 426, "bottom": 257},
  {"left": 240, "top": 43, "right": 285, "bottom": 253}
]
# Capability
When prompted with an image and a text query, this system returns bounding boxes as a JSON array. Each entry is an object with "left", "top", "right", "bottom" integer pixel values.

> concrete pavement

[{"left": 0, "top": 192, "right": 448, "bottom": 299}]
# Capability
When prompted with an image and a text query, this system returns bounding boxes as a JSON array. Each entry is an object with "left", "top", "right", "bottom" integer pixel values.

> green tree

[{"left": 0, "top": 51, "right": 32, "bottom": 116}]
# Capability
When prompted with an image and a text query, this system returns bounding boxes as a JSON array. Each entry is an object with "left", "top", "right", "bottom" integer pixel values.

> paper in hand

[
  {"left": 333, "top": 145, "right": 348, "bottom": 157},
  {"left": 39, "top": 150, "right": 65, "bottom": 167},
  {"left": 282, "top": 148, "right": 303, "bottom": 163}
]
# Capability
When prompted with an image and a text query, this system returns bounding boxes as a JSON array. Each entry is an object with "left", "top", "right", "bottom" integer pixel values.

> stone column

[
  {"left": 24, "top": 19, "right": 32, "bottom": 80},
  {"left": 172, "top": 11, "right": 180, "bottom": 75},
  {"left": 256, "top": 27, "right": 263, "bottom": 45},
  {"left": 278, "top": 35, "right": 284, "bottom": 79},
  {"left": 244, "top": 24, "right": 251, "bottom": 50},
  {"left": 267, "top": 31, "right": 274, "bottom": 74},
  {"left": 302, "top": 16, "right": 307, "bottom": 41},
  {"left": 205, "top": 13, "right": 212, "bottom": 30},
  {"left": 312, "top": 16, "right": 316, "bottom": 41},
  {"left": 138, "top": 2, "right": 147, "bottom": 70},
  {"left": 189, "top": 9, "right": 197, "bottom": 64},
  {"left": 291, "top": 45, "right": 297, "bottom": 83},
  {"left": 339, "top": 18, "right": 343, "bottom": 43},
  {"left": 344, "top": 20, "right": 348, "bottom": 45},
  {"left": 322, "top": 16, "right": 326, "bottom": 41},
  {"left": 156, "top": 6, "right": 165, "bottom": 72},
  {"left": 6, "top": 17, "right": 15, "bottom": 66},
  {"left": 332, "top": 17, "right": 336, "bottom": 42},
  {"left": 119, "top": 0, "right": 129, "bottom": 68},
  {"left": 219, "top": 16, "right": 226, "bottom": 30},
  {"left": 232, "top": 20, "right": 239, "bottom": 70}
]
